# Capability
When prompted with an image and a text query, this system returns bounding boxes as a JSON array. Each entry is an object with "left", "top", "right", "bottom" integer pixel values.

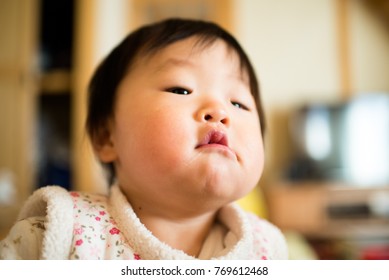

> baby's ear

[{"left": 91, "top": 122, "right": 117, "bottom": 163}]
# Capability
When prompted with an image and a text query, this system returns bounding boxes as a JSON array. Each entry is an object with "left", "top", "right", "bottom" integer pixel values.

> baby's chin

[
  {"left": 194, "top": 164, "right": 255, "bottom": 197},
  {"left": 183, "top": 188, "right": 252, "bottom": 216},
  {"left": 194, "top": 177, "right": 255, "bottom": 207}
]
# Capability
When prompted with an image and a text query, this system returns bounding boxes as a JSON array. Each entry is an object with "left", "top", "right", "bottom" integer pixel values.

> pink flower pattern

[
  {"left": 109, "top": 227, "right": 120, "bottom": 235},
  {"left": 247, "top": 213, "right": 272, "bottom": 260},
  {"left": 69, "top": 192, "right": 139, "bottom": 260},
  {"left": 66, "top": 192, "right": 271, "bottom": 260},
  {"left": 70, "top": 192, "right": 80, "bottom": 197},
  {"left": 3, "top": 190, "right": 278, "bottom": 260},
  {"left": 74, "top": 227, "right": 84, "bottom": 235}
]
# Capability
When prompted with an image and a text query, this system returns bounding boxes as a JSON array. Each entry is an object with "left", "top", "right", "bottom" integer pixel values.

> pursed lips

[{"left": 195, "top": 130, "right": 237, "bottom": 159}]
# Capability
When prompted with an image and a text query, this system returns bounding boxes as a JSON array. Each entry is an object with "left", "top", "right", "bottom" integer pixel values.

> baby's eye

[
  {"left": 166, "top": 87, "right": 192, "bottom": 95},
  {"left": 231, "top": 101, "right": 249, "bottom": 111}
]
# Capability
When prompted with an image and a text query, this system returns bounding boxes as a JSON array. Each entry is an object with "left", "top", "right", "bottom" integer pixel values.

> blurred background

[{"left": 0, "top": 0, "right": 388, "bottom": 259}]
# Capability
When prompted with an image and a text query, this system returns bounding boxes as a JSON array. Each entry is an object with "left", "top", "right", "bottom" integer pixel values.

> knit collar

[{"left": 108, "top": 185, "right": 253, "bottom": 259}]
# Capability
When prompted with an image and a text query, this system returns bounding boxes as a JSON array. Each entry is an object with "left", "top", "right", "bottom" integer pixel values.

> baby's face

[{"left": 104, "top": 37, "right": 264, "bottom": 216}]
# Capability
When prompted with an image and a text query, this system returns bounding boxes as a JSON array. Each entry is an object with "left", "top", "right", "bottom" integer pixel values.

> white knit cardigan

[{"left": 0, "top": 185, "right": 288, "bottom": 260}]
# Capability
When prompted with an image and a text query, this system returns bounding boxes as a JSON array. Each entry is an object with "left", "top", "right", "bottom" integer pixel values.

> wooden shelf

[
  {"left": 266, "top": 181, "right": 389, "bottom": 239},
  {"left": 40, "top": 69, "right": 71, "bottom": 94}
]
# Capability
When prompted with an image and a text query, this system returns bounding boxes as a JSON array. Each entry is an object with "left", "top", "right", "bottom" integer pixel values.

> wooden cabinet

[
  {"left": 266, "top": 182, "right": 389, "bottom": 259},
  {"left": 0, "top": 0, "right": 40, "bottom": 234},
  {"left": 267, "top": 182, "right": 389, "bottom": 238}
]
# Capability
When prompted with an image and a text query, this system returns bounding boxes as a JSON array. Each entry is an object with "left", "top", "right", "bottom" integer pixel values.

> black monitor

[{"left": 287, "top": 92, "right": 389, "bottom": 187}]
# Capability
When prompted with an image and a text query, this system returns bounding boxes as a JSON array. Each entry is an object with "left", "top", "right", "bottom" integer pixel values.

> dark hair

[{"left": 86, "top": 18, "right": 266, "bottom": 182}]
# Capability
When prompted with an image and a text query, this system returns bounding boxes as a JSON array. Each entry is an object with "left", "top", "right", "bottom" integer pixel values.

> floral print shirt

[
  {"left": 0, "top": 185, "right": 288, "bottom": 260},
  {"left": 68, "top": 191, "right": 141, "bottom": 260}
]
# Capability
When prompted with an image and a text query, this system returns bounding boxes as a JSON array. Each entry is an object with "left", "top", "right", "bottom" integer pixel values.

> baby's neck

[{"left": 136, "top": 209, "right": 217, "bottom": 257}]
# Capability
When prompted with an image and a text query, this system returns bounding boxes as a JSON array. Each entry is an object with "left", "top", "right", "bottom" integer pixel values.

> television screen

[{"left": 287, "top": 92, "right": 389, "bottom": 188}]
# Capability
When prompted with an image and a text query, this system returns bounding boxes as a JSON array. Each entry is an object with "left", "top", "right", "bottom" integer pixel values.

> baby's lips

[{"left": 196, "top": 130, "right": 228, "bottom": 148}]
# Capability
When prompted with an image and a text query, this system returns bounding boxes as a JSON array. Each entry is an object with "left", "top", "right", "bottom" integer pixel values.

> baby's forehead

[{"left": 136, "top": 37, "right": 249, "bottom": 80}]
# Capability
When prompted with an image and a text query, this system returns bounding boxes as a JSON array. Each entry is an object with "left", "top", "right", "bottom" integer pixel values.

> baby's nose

[{"left": 198, "top": 105, "right": 230, "bottom": 126}]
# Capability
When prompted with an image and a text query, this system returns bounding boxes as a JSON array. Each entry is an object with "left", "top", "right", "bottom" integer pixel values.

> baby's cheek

[
  {"left": 140, "top": 118, "right": 190, "bottom": 167},
  {"left": 242, "top": 128, "right": 264, "bottom": 178}
]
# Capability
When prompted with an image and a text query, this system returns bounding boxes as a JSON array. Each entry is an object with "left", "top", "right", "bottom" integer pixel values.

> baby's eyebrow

[
  {"left": 152, "top": 56, "right": 249, "bottom": 86},
  {"left": 153, "top": 58, "right": 195, "bottom": 73}
]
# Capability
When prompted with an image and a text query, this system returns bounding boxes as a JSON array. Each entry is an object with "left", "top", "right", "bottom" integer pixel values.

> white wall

[{"left": 234, "top": 0, "right": 341, "bottom": 111}]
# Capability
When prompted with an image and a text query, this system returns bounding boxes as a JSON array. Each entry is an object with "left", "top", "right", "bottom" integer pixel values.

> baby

[{"left": 0, "top": 18, "right": 287, "bottom": 259}]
